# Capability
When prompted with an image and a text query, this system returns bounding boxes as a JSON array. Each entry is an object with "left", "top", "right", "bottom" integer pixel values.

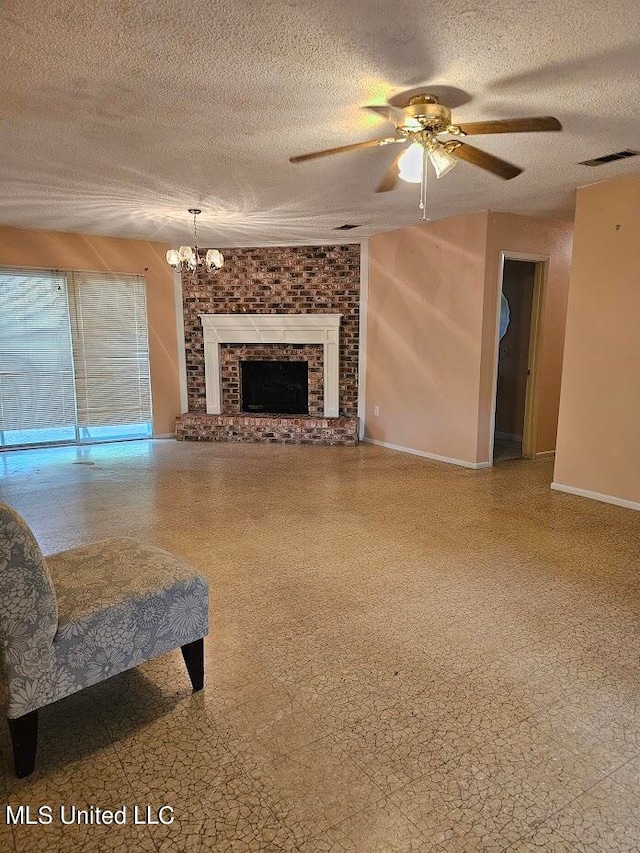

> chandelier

[{"left": 165, "top": 208, "right": 224, "bottom": 273}]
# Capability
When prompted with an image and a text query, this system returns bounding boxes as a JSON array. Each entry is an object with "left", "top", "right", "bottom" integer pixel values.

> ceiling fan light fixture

[
  {"left": 428, "top": 144, "right": 458, "bottom": 179},
  {"left": 398, "top": 142, "right": 424, "bottom": 183}
]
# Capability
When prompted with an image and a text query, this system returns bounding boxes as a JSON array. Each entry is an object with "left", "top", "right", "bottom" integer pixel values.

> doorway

[{"left": 492, "top": 258, "right": 543, "bottom": 463}]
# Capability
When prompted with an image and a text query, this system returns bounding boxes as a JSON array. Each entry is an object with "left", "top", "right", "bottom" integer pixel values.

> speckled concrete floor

[{"left": 1, "top": 439, "right": 640, "bottom": 852}]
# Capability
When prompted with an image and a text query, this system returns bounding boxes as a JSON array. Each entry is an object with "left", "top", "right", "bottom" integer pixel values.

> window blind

[
  {"left": 68, "top": 272, "right": 152, "bottom": 429},
  {"left": 0, "top": 268, "right": 76, "bottom": 434}
]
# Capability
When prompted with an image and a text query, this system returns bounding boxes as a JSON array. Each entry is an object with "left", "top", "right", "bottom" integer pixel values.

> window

[{"left": 0, "top": 268, "right": 152, "bottom": 449}]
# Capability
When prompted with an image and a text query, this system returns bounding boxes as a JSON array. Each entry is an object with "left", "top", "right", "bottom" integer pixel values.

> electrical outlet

[{"left": 374, "top": 405, "right": 380, "bottom": 416}]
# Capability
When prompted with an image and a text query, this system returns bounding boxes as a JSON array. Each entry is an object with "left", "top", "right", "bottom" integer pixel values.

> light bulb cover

[
  {"left": 206, "top": 249, "right": 224, "bottom": 270},
  {"left": 428, "top": 145, "right": 458, "bottom": 179},
  {"left": 166, "top": 249, "right": 180, "bottom": 267},
  {"left": 178, "top": 245, "right": 195, "bottom": 263},
  {"left": 398, "top": 142, "right": 424, "bottom": 183}
]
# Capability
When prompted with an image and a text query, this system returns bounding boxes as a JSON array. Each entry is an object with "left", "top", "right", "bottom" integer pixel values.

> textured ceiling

[{"left": 1, "top": 0, "right": 639, "bottom": 246}]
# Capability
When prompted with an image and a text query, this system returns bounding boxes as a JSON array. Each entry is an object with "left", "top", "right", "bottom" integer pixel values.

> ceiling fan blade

[
  {"left": 456, "top": 116, "right": 562, "bottom": 135},
  {"left": 364, "top": 104, "right": 423, "bottom": 131},
  {"left": 364, "top": 104, "right": 405, "bottom": 125},
  {"left": 375, "top": 146, "right": 407, "bottom": 193},
  {"left": 289, "top": 137, "right": 398, "bottom": 163},
  {"left": 450, "top": 142, "right": 522, "bottom": 179}
]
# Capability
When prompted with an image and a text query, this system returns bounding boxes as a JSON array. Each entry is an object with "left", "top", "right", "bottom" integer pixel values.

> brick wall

[{"left": 182, "top": 244, "right": 360, "bottom": 417}]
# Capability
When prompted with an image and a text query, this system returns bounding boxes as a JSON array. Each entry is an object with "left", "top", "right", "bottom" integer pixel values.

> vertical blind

[{"left": 0, "top": 268, "right": 152, "bottom": 447}]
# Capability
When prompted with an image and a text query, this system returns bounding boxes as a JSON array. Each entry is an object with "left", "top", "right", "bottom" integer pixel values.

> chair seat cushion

[{"left": 26, "top": 538, "right": 210, "bottom": 711}]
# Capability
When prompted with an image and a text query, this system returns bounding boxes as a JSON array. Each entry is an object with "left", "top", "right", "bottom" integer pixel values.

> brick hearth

[{"left": 176, "top": 413, "right": 358, "bottom": 445}]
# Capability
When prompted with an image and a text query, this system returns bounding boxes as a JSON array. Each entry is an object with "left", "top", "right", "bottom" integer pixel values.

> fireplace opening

[{"left": 240, "top": 360, "right": 309, "bottom": 415}]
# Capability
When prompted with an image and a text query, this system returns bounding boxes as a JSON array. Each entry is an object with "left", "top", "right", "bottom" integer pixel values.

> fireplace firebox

[{"left": 241, "top": 360, "right": 308, "bottom": 415}]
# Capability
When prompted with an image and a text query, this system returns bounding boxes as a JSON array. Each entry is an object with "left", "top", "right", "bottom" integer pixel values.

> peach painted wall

[
  {"left": 553, "top": 172, "right": 640, "bottom": 506},
  {"left": 0, "top": 226, "right": 180, "bottom": 436},
  {"left": 364, "top": 211, "right": 573, "bottom": 466},
  {"left": 478, "top": 213, "right": 574, "bottom": 461},
  {"left": 364, "top": 212, "right": 489, "bottom": 465}
]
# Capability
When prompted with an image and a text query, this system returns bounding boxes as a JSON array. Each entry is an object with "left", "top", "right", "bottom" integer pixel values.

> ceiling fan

[{"left": 289, "top": 94, "right": 562, "bottom": 200}]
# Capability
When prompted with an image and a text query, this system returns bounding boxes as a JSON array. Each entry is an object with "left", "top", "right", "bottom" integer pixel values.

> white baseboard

[
  {"left": 153, "top": 433, "right": 177, "bottom": 440},
  {"left": 535, "top": 450, "right": 555, "bottom": 459},
  {"left": 363, "top": 438, "right": 491, "bottom": 469},
  {"left": 551, "top": 481, "right": 640, "bottom": 512}
]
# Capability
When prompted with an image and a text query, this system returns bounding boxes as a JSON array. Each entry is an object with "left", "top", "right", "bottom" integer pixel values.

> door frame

[{"left": 489, "top": 251, "right": 549, "bottom": 465}]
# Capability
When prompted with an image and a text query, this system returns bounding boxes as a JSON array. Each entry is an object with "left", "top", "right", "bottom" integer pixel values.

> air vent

[
  {"left": 333, "top": 224, "right": 360, "bottom": 231},
  {"left": 579, "top": 150, "right": 639, "bottom": 167}
]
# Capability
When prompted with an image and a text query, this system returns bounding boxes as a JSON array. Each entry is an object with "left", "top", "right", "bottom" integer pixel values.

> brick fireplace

[
  {"left": 176, "top": 244, "right": 360, "bottom": 445},
  {"left": 223, "top": 345, "right": 323, "bottom": 416}
]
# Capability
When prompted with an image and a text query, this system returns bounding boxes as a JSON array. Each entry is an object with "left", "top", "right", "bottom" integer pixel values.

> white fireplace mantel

[{"left": 199, "top": 314, "right": 342, "bottom": 417}]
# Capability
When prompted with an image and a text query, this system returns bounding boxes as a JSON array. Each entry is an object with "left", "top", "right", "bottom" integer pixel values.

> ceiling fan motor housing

[{"left": 402, "top": 95, "right": 452, "bottom": 132}]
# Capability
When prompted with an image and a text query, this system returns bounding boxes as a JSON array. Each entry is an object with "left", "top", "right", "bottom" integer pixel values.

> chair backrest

[{"left": 0, "top": 503, "right": 58, "bottom": 685}]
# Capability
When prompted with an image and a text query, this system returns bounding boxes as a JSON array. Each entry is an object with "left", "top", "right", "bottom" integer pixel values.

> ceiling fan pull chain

[{"left": 419, "top": 145, "right": 428, "bottom": 220}]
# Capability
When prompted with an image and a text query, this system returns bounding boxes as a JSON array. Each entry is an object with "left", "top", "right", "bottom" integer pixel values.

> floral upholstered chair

[{"left": 0, "top": 502, "right": 209, "bottom": 777}]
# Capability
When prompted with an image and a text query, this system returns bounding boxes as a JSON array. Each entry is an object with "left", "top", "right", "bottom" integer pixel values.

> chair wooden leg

[
  {"left": 181, "top": 638, "right": 204, "bottom": 692},
  {"left": 8, "top": 710, "right": 38, "bottom": 778}
]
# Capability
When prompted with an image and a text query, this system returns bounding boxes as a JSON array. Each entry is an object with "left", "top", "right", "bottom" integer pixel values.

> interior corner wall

[
  {"left": 478, "top": 213, "right": 574, "bottom": 461},
  {"left": 364, "top": 212, "right": 489, "bottom": 466},
  {"left": 0, "top": 226, "right": 180, "bottom": 437},
  {"left": 553, "top": 172, "right": 640, "bottom": 508}
]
